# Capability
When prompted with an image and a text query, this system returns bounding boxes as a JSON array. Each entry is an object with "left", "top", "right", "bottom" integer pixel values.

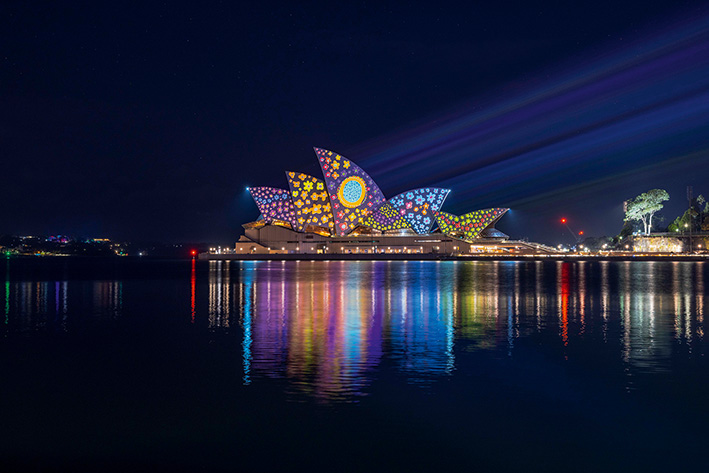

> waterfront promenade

[{"left": 199, "top": 252, "right": 709, "bottom": 262}]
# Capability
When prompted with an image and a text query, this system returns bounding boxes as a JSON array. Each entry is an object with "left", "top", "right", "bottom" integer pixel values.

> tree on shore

[
  {"left": 668, "top": 208, "right": 698, "bottom": 233},
  {"left": 624, "top": 189, "right": 669, "bottom": 235},
  {"left": 668, "top": 193, "right": 707, "bottom": 232}
]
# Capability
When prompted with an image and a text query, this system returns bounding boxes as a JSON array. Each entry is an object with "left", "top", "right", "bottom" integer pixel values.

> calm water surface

[{"left": 1, "top": 258, "right": 708, "bottom": 471}]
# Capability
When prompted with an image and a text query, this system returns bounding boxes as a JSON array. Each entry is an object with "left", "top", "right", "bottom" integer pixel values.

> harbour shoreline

[{"left": 198, "top": 252, "right": 709, "bottom": 262}]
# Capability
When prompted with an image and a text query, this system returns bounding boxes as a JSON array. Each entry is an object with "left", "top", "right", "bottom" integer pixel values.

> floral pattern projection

[
  {"left": 361, "top": 202, "right": 410, "bottom": 232},
  {"left": 434, "top": 208, "right": 509, "bottom": 240},
  {"left": 248, "top": 187, "right": 297, "bottom": 227},
  {"left": 314, "top": 147, "right": 387, "bottom": 236},
  {"left": 286, "top": 172, "right": 335, "bottom": 233},
  {"left": 388, "top": 188, "right": 451, "bottom": 234}
]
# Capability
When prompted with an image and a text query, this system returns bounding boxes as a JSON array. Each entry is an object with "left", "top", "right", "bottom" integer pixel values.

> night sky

[{"left": 2, "top": 1, "right": 708, "bottom": 244}]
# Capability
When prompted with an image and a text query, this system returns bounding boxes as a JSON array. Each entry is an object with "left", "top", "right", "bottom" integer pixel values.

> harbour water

[{"left": 1, "top": 258, "right": 708, "bottom": 471}]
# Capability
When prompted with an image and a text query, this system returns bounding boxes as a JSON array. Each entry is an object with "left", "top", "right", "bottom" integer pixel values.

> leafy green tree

[
  {"left": 668, "top": 193, "right": 706, "bottom": 232},
  {"left": 625, "top": 189, "right": 670, "bottom": 235},
  {"left": 698, "top": 195, "right": 709, "bottom": 231},
  {"left": 611, "top": 221, "right": 635, "bottom": 249},
  {"left": 668, "top": 208, "right": 698, "bottom": 233}
]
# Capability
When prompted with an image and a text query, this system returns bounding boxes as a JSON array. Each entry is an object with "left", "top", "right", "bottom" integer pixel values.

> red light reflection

[{"left": 191, "top": 258, "right": 196, "bottom": 323}]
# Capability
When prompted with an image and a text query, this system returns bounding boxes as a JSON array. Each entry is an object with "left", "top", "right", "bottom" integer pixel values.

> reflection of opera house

[{"left": 237, "top": 148, "right": 537, "bottom": 255}]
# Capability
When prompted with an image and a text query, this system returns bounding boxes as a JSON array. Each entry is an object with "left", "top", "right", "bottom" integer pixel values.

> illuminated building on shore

[{"left": 238, "top": 148, "right": 539, "bottom": 255}]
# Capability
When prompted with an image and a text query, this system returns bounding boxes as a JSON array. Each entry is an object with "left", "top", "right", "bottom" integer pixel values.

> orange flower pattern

[{"left": 286, "top": 171, "right": 335, "bottom": 233}]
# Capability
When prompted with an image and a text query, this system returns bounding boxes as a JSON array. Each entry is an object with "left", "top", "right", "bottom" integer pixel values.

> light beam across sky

[{"left": 351, "top": 11, "right": 709, "bottom": 242}]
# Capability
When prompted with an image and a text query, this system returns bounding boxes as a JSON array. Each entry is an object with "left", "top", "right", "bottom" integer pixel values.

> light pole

[
  {"left": 688, "top": 186, "right": 693, "bottom": 253},
  {"left": 560, "top": 218, "right": 584, "bottom": 246}
]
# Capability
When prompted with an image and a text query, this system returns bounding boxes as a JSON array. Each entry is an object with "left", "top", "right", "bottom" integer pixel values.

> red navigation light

[
  {"left": 560, "top": 218, "right": 567, "bottom": 224},
  {"left": 190, "top": 249, "right": 197, "bottom": 256},
  {"left": 578, "top": 231, "right": 584, "bottom": 235}
]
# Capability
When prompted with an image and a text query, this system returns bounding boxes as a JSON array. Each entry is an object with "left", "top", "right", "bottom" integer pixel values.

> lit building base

[{"left": 231, "top": 224, "right": 550, "bottom": 256}]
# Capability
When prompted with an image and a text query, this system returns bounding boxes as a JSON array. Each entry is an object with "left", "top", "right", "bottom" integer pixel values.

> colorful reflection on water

[
  {"left": 202, "top": 260, "right": 706, "bottom": 400},
  {"left": 2, "top": 259, "right": 707, "bottom": 401},
  {"left": 2, "top": 260, "right": 123, "bottom": 332}
]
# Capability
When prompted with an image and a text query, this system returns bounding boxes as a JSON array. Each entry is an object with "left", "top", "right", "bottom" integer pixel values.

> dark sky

[{"left": 2, "top": 1, "right": 708, "bottom": 244}]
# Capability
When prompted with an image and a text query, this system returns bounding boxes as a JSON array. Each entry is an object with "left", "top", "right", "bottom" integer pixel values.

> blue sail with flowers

[
  {"left": 388, "top": 188, "right": 451, "bottom": 234},
  {"left": 248, "top": 187, "right": 297, "bottom": 228}
]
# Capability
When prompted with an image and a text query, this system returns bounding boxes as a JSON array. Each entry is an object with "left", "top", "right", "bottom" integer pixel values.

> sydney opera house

[{"left": 236, "top": 148, "right": 530, "bottom": 255}]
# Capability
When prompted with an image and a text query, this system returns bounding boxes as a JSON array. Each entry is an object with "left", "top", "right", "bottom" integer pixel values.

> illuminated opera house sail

[{"left": 239, "top": 148, "right": 513, "bottom": 255}]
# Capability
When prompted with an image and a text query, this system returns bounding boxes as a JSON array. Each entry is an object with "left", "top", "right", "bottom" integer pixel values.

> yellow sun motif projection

[
  {"left": 337, "top": 176, "right": 367, "bottom": 208},
  {"left": 315, "top": 147, "right": 387, "bottom": 236}
]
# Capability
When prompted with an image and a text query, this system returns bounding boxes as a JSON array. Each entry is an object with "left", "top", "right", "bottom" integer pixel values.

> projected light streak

[
  {"left": 465, "top": 148, "right": 709, "bottom": 215},
  {"left": 372, "top": 65, "right": 709, "bottom": 199},
  {"left": 440, "top": 90, "right": 709, "bottom": 204},
  {"left": 351, "top": 13, "right": 709, "bottom": 215},
  {"left": 359, "top": 14, "right": 709, "bottom": 165}
]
